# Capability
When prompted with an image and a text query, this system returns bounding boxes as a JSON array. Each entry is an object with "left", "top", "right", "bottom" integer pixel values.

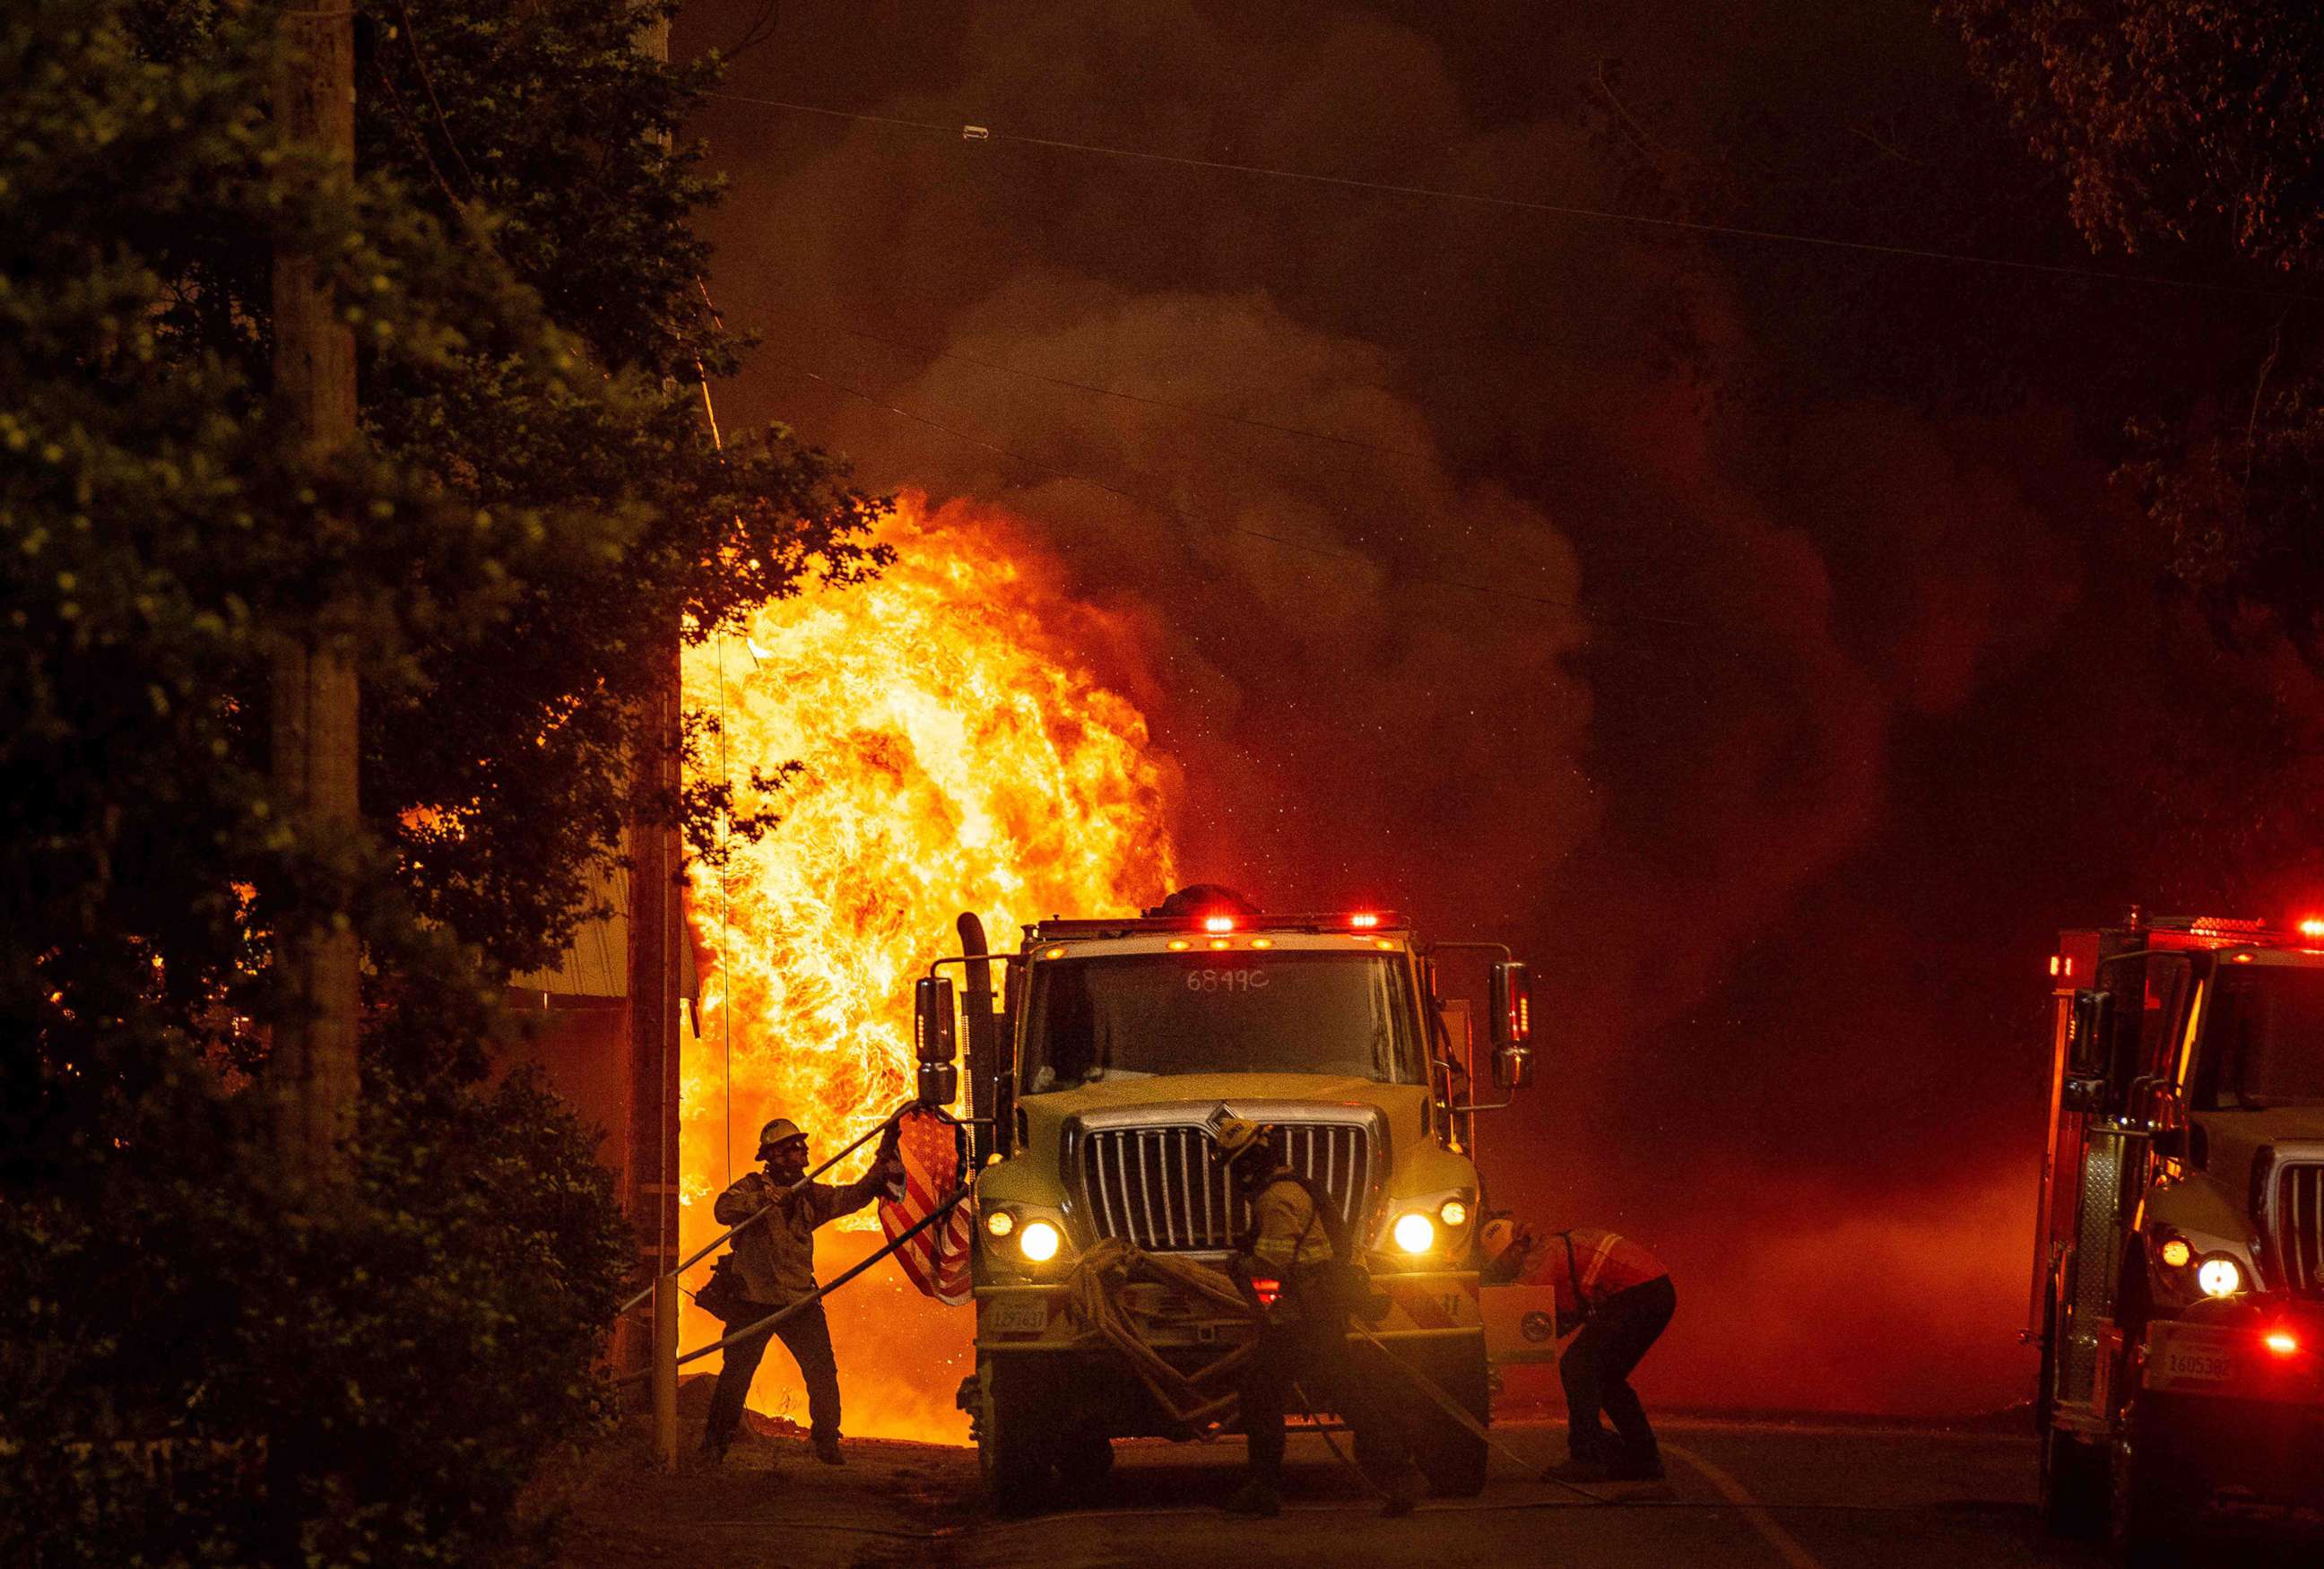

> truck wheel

[
  {"left": 2109, "top": 1399, "right": 2187, "bottom": 1567},
  {"left": 1405, "top": 1339, "right": 1490, "bottom": 1497},
  {"left": 2039, "top": 1425, "right": 2107, "bottom": 1539},
  {"left": 972, "top": 1355, "right": 1054, "bottom": 1509},
  {"left": 1053, "top": 1429, "right": 1114, "bottom": 1497}
]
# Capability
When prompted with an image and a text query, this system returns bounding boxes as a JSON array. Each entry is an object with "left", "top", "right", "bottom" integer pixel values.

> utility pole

[
  {"left": 268, "top": 1, "right": 361, "bottom": 1196},
  {"left": 620, "top": 2, "right": 686, "bottom": 1472}
]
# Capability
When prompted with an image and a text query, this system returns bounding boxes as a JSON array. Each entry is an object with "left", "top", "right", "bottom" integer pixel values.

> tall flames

[{"left": 676, "top": 491, "right": 1178, "bottom": 1437}]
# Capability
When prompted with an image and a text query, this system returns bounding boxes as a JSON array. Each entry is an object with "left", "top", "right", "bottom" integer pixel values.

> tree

[
  {"left": 0, "top": 0, "right": 883, "bottom": 1559},
  {"left": 1944, "top": 0, "right": 2324, "bottom": 654}
]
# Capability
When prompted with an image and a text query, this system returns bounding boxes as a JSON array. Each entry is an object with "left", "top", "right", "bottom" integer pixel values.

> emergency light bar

[{"left": 1028, "top": 911, "right": 1411, "bottom": 941}]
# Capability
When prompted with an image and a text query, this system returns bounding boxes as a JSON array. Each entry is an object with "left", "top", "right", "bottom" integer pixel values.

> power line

[
  {"left": 698, "top": 89, "right": 2310, "bottom": 305},
  {"left": 763, "top": 350, "right": 1693, "bottom": 624}
]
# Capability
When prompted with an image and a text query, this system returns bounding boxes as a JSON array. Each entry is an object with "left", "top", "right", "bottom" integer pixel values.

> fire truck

[
  {"left": 2032, "top": 911, "right": 2324, "bottom": 1561},
  {"left": 910, "top": 886, "right": 1534, "bottom": 1503}
]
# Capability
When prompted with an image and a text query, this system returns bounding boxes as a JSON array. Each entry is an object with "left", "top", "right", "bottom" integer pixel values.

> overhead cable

[{"left": 698, "top": 89, "right": 2310, "bottom": 305}]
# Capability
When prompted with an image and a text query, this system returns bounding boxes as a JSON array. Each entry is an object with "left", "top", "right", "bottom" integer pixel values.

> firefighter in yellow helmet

[
  {"left": 699, "top": 1116, "right": 903, "bottom": 1465},
  {"left": 1214, "top": 1116, "right": 1425, "bottom": 1518}
]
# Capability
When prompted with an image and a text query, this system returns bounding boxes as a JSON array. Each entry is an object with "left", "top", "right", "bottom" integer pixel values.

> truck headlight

[
  {"left": 2197, "top": 1255, "right": 2245, "bottom": 1297},
  {"left": 1019, "top": 1219, "right": 1062, "bottom": 1262},
  {"left": 1392, "top": 1213, "right": 1435, "bottom": 1254},
  {"left": 1438, "top": 1199, "right": 1469, "bottom": 1228}
]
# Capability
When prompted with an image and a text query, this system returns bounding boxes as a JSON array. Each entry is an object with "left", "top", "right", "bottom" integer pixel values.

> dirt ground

[{"left": 533, "top": 1376, "right": 987, "bottom": 1569}]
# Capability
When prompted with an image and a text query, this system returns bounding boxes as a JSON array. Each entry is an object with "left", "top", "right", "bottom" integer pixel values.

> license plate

[
  {"left": 2165, "top": 1346, "right": 2234, "bottom": 1383},
  {"left": 986, "top": 1297, "right": 1047, "bottom": 1334}
]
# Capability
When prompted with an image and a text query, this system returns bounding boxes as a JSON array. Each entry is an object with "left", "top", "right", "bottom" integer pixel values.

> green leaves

[{"left": 4, "top": 0, "right": 881, "bottom": 1559}]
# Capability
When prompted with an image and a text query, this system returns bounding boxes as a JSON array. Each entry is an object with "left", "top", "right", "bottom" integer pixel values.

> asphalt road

[
  {"left": 562, "top": 1412, "right": 2189, "bottom": 1569},
  {"left": 921, "top": 1417, "right": 2103, "bottom": 1569}
]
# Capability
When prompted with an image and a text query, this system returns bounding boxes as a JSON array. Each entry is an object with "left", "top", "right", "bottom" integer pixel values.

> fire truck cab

[
  {"left": 2033, "top": 912, "right": 2324, "bottom": 1561},
  {"left": 913, "top": 887, "right": 1533, "bottom": 1505}
]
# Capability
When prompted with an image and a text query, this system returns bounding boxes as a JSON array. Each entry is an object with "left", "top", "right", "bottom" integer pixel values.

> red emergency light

[
  {"left": 1202, "top": 915, "right": 1236, "bottom": 933},
  {"left": 2300, "top": 917, "right": 2324, "bottom": 941},
  {"left": 1348, "top": 913, "right": 1381, "bottom": 929},
  {"left": 2266, "top": 1329, "right": 2301, "bottom": 1357}
]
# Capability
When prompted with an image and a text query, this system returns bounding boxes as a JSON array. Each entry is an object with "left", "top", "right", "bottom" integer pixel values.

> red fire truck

[{"left": 2032, "top": 911, "right": 2324, "bottom": 1562}]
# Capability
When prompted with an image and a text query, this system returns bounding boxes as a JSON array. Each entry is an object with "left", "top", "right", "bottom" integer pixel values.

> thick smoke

[{"left": 672, "top": 0, "right": 2300, "bottom": 1417}]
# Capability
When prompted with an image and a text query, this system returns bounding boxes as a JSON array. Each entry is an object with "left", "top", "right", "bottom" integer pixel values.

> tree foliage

[
  {"left": 1, "top": 0, "right": 883, "bottom": 1559},
  {"left": 1944, "top": 0, "right": 2324, "bottom": 654}
]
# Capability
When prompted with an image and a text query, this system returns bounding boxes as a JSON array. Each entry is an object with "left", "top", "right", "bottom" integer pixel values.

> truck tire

[
  {"left": 972, "top": 1355, "right": 1054, "bottom": 1508},
  {"left": 2040, "top": 1425, "right": 2107, "bottom": 1539},
  {"left": 2034, "top": 1263, "right": 2106, "bottom": 1539},
  {"left": 1404, "top": 1337, "right": 1490, "bottom": 1497},
  {"left": 1052, "top": 1429, "right": 1114, "bottom": 1497},
  {"left": 2109, "top": 1397, "right": 2189, "bottom": 1568}
]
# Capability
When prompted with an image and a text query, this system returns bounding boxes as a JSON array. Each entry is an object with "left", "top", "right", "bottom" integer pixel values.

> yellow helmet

[
  {"left": 1480, "top": 1218, "right": 1519, "bottom": 1264},
  {"left": 1210, "top": 1116, "right": 1270, "bottom": 1164}
]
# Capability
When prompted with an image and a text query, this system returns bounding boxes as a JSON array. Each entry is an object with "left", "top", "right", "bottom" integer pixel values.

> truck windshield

[
  {"left": 2204, "top": 964, "right": 2324, "bottom": 1108},
  {"left": 1020, "top": 949, "right": 1423, "bottom": 1090}
]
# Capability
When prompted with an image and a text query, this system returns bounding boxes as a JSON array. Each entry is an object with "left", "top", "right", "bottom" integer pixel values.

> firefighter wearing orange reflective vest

[
  {"left": 1483, "top": 1218, "right": 1674, "bottom": 1482},
  {"left": 1215, "top": 1116, "right": 1426, "bottom": 1519},
  {"left": 700, "top": 1116, "right": 903, "bottom": 1465}
]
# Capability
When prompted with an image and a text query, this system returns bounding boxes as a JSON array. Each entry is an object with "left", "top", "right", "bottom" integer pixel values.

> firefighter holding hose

[
  {"left": 698, "top": 1115, "right": 905, "bottom": 1466},
  {"left": 1215, "top": 1116, "right": 1426, "bottom": 1519},
  {"left": 1483, "top": 1217, "right": 1674, "bottom": 1483}
]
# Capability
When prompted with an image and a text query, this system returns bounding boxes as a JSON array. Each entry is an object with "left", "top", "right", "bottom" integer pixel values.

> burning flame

[{"left": 676, "top": 491, "right": 1179, "bottom": 1435}]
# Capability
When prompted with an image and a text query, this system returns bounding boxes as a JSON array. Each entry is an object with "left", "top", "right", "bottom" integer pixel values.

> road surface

[{"left": 558, "top": 1412, "right": 2245, "bottom": 1569}]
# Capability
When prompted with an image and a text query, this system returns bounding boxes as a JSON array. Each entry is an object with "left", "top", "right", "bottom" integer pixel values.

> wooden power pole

[
  {"left": 268, "top": 2, "right": 361, "bottom": 1194},
  {"left": 620, "top": 4, "right": 687, "bottom": 1470}
]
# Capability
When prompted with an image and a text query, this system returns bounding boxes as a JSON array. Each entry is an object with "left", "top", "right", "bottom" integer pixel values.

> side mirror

[
  {"left": 1492, "top": 1044, "right": 1534, "bottom": 1091},
  {"left": 915, "top": 975, "right": 958, "bottom": 1064},
  {"left": 2147, "top": 1085, "right": 2190, "bottom": 1160},
  {"left": 1488, "top": 961, "right": 1531, "bottom": 1049},
  {"left": 2067, "top": 989, "right": 2111, "bottom": 1079},
  {"left": 917, "top": 1061, "right": 959, "bottom": 1107}
]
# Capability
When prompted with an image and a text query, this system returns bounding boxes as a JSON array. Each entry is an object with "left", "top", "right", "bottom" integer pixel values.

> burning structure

[{"left": 673, "top": 491, "right": 1179, "bottom": 1434}]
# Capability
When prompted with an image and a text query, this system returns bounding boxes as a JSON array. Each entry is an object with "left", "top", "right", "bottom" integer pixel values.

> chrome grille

[
  {"left": 2274, "top": 1163, "right": 2323, "bottom": 1295},
  {"left": 1077, "top": 1123, "right": 1372, "bottom": 1252}
]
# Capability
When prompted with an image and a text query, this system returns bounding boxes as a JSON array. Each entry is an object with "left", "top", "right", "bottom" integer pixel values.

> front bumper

[
  {"left": 2138, "top": 1318, "right": 2324, "bottom": 1532},
  {"left": 974, "top": 1267, "right": 1482, "bottom": 1352}
]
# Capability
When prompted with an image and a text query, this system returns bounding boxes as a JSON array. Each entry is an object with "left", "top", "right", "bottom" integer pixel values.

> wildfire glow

[{"left": 673, "top": 492, "right": 1179, "bottom": 1435}]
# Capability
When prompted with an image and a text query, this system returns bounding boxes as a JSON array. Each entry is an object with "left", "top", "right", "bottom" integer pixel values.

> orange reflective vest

[{"left": 1511, "top": 1227, "right": 1667, "bottom": 1331}]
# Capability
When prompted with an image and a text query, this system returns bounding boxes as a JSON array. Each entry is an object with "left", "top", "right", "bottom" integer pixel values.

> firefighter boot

[
  {"left": 1381, "top": 1461, "right": 1426, "bottom": 1518},
  {"left": 1223, "top": 1478, "right": 1283, "bottom": 1518},
  {"left": 812, "top": 1432, "right": 845, "bottom": 1467}
]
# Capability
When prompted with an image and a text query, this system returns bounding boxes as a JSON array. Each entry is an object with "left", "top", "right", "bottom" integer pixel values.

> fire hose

[
  {"left": 1060, "top": 1238, "right": 1262, "bottom": 1432},
  {"left": 616, "top": 1177, "right": 974, "bottom": 1387},
  {"left": 1057, "top": 1238, "right": 1583, "bottom": 1503},
  {"left": 614, "top": 1105, "right": 916, "bottom": 1322}
]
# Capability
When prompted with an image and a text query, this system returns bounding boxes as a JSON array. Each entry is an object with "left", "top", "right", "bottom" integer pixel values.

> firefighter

[
  {"left": 699, "top": 1116, "right": 904, "bottom": 1465},
  {"left": 1482, "top": 1217, "right": 1674, "bottom": 1482},
  {"left": 1214, "top": 1116, "right": 1426, "bottom": 1519}
]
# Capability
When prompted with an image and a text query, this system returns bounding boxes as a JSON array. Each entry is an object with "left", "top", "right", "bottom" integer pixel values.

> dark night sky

[{"left": 666, "top": 1, "right": 2322, "bottom": 1412}]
